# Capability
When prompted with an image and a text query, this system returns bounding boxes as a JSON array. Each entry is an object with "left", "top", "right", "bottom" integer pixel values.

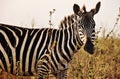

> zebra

[
  {"left": 0, "top": 2, "right": 101, "bottom": 79},
  {"left": 54, "top": 2, "right": 101, "bottom": 78},
  {"left": 59, "top": 2, "right": 101, "bottom": 53}
]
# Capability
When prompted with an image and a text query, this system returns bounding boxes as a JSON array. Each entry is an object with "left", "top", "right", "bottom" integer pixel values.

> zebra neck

[
  {"left": 67, "top": 25, "right": 83, "bottom": 54},
  {"left": 59, "top": 14, "right": 83, "bottom": 51},
  {"left": 73, "top": 27, "right": 83, "bottom": 52}
]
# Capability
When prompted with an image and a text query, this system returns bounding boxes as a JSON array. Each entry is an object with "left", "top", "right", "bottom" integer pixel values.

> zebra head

[{"left": 73, "top": 2, "right": 101, "bottom": 54}]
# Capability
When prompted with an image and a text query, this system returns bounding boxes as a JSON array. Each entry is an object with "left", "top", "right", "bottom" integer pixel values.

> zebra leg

[
  {"left": 37, "top": 69, "right": 50, "bottom": 79},
  {"left": 37, "top": 65, "right": 49, "bottom": 79},
  {"left": 56, "top": 69, "right": 67, "bottom": 79},
  {"left": 36, "top": 55, "right": 50, "bottom": 79},
  {"left": 37, "top": 75, "right": 43, "bottom": 79}
]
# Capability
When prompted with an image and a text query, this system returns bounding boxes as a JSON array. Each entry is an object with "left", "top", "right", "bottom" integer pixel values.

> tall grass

[{"left": 68, "top": 37, "right": 120, "bottom": 79}]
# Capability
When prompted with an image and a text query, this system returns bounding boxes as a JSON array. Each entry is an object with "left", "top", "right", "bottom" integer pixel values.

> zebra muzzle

[{"left": 84, "top": 37, "right": 94, "bottom": 54}]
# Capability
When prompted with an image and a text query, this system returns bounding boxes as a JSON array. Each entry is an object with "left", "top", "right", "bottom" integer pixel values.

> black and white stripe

[
  {"left": 0, "top": 23, "right": 82, "bottom": 79},
  {"left": 59, "top": 2, "right": 101, "bottom": 54},
  {"left": 59, "top": 11, "right": 96, "bottom": 44}
]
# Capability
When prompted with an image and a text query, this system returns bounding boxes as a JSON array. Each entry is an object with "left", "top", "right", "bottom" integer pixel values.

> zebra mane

[{"left": 59, "top": 14, "right": 78, "bottom": 29}]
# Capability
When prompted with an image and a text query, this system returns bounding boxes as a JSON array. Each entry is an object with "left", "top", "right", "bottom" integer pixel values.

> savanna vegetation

[{"left": 68, "top": 37, "right": 120, "bottom": 79}]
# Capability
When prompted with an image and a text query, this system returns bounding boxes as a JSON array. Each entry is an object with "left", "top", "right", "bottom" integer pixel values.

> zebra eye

[{"left": 92, "top": 23, "right": 95, "bottom": 28}]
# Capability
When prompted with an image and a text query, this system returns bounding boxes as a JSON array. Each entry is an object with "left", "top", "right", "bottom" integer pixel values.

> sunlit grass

[{"left": 68, "top": 37, "right": 120, "bottom": 79}]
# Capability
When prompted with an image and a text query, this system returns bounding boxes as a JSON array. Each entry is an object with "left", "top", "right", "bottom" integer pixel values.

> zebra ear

[
  {"left": 73, "top": 4, "right": 81, "bottom": 15},
  {"left": 91, "top": 1, "right": 101, "bottom": 15}
]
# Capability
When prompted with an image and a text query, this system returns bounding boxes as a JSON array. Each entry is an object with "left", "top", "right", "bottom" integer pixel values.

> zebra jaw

[{"left": 84, "top": 37, "right": 94, "bottom": 54}]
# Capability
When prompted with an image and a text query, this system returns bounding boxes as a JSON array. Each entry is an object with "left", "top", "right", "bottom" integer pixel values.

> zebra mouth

[{"left": 84, "top": 37, "right": 94, "bottom": 54}]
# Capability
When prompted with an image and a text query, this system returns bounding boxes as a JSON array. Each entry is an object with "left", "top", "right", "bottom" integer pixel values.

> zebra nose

[{"left": 84, "top": 37, "right": 94, "bottom": 54}]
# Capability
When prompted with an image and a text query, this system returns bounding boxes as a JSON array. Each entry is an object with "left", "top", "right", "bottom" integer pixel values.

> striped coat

[{"left": 0, "top": 23, "right": 82, "bottom": 78}]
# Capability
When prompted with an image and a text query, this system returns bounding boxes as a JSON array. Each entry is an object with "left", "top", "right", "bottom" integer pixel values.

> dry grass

[
  {"left": 68, "top": 37, "right": 120, "bottom": 79},
  {"left": 0, "top": 72, "right": 56, "bottom": 79}
]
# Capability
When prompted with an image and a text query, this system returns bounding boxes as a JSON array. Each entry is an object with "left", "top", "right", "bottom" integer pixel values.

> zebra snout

[{"left": 84, "top": 37, "right": 94, "bottom": 54}]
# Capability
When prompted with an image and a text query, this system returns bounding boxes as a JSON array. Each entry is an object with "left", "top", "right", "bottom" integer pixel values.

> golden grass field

[{"left": 68, "top": 37, "right": 120, "bottom": 79}]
